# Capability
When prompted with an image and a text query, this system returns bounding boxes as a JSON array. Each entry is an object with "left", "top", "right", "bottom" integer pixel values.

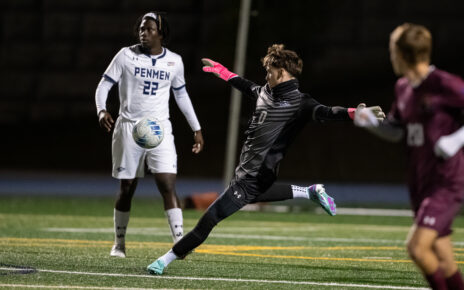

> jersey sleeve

[
  {"left": 307, "top": 96, "right": 351, "bottom": 121},
  {"left": 228, "top": 76, "right": 260, "bottom": 100},
  {"left": 103, "top": 48, "right": 125, "bottom": 84},
  {"left": 171, "top": 57, "right": 186, "bottom": 90}
]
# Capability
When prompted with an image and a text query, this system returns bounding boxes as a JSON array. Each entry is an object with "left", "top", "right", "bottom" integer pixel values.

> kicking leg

[
  {"left": 148, "top": 184, "right": 245, "bottom": 275},
  {"left": 154, "top": 173, "right": 183, "bottom": 243},
  {"left": 111, "top": 178, "right": 138, "bottom": 258},
  {"left": 253, "top": 183, "right": 336, "bottom": 216}
]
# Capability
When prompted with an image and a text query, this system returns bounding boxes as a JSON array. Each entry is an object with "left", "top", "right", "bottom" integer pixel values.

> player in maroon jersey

[{"left": 356, "top": 23, "right": 464, "bottom": 290}]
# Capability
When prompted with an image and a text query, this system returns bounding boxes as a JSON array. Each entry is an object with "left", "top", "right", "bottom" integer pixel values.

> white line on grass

[
  {"left": 0, "top": 284, "right": 169, "bottom": 290},
  {"left": 0, "top": 267, "right": 429, "bottom": 289},
  {"left": 44, "top": 227, "right": 407, "bottom": 244}
]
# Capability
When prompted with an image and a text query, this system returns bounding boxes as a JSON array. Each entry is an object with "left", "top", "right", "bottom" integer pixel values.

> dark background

[{"left": 1, "top": 0, "right": 464, "bottom": 183}]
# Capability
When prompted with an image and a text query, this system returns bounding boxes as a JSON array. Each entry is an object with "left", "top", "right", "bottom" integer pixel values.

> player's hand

[
  {"left": 434, "top": 134, "right": 462, "bottom": 159},
  {"left": 201, "top": 58, "right": 238, "bottom": 81},
  {"left": 192, "top": 130, "right": 204, "bottom": 154},
  {"left": 366, "top": 105, "right": 386, "bottom": 121},
  {"left": 354, "top": 103, "right": 385, "bottom": 127},
  {"left": 98, "top": 110, "right": 114, "bottom": 132}
]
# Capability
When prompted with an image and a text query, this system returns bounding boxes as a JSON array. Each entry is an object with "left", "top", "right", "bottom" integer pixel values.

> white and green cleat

[
  {"left": 147, "top": 259, "right": 165, "bottom": 275},
  {"left": 309, "top": 184, "right": 336, "bottom": 216}
]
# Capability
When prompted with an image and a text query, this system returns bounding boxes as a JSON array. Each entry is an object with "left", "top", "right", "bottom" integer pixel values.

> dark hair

[
  {"left": 395, "top": 23, "right": 432, "bottom": 65},
  {"left": 133, "top": 12, "right": 170, "bottom": 46},
  {"left": 261, "top": 44, "right": 303, "bottom": 77}
]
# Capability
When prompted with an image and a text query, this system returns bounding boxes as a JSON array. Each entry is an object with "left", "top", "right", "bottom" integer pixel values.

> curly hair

[
  {"left": 261, "top": 44, "right": 303, "bottom": 77},
  {"left": 395, "top": 23, "right": 432, "bottom": 65},
  {"left": 133, "top": 12, "right": 170, "bottom": 46}
]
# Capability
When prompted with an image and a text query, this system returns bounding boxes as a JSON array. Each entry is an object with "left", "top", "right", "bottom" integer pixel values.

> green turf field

[{"left": 1, "top": 195, "right": 462, "bottom": 289}]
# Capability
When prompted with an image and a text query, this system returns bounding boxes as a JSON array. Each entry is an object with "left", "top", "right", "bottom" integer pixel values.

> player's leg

[
  {"left": 406, "top": 225, "right": 447, "bottom": 289},
  {"left": 110, "top": 117, "right": 146, "bottom": 257},
  {"left": 154, "top": 173, "right": 183, "bottom": 243},
  {"left": 148, "top": 183, "right": 246, "bottom": 275},
  {"left": 433, "top": 235, "right": 464, "bottom": 289},
  {"left": 147, "top": 120, "right": 183, "bottom": 243},
  {"left": 407, "top": 192, "right": 464, "bottom": 290},
  {"left": 111, "top": 178, "right": 138, "bottom": 257},
  {"left": 253, "top": 183, "right": 336, "bottom": 216}
]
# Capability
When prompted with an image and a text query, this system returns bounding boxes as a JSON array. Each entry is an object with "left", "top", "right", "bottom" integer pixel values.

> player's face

[
  {"left": 389, "top": 27, "right": 407, "bottom": 76},
  {"left": 139, "top": 18, "right": 162, "bottom": 48},
  {"left": 265, "top": 65, "right": 283, "bottom": 88}
]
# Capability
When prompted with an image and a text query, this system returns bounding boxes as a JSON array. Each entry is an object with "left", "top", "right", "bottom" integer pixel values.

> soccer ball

[{"left": 132, "top": 117, "right": 164, "bottom": 149}]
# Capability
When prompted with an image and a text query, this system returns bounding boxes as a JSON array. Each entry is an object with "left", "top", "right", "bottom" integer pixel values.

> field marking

[
  {"left": 0, "top": 284, "right": 167, "bottom": 290},
  {"left": 0, "top": 237, "right": 405, "bottom": 251},
  {"left": 43, "top": 227, "right": 410, "bottom": 244},
  {"left": 0, "top": 268, "right": 429, "bottom": 289},
  {"left": 195, "top": 249, "right": 412, "bottom": 263},
  {"left": 3, "top": 237, "right": 464, "bottom": 265}
]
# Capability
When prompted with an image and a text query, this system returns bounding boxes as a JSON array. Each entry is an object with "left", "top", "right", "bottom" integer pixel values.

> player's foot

[
  {"left": 110, "top": 244, "right": 126, "bottom": 258},
  {"left": 309, "top": 184, "right": 336, "bottom": 216},
  {"left": 147, "top": 259, "right": 165, "bottom": 275}
]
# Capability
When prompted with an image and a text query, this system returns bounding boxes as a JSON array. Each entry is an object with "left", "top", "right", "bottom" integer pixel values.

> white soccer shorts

[{"left": 111, "top": 117, "right": 177, "bottom": 179}]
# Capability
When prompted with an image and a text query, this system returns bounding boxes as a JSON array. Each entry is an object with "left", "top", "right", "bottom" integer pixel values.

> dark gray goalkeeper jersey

[{"left": 228, "top": 77, "right": 351, "bottom": 194}]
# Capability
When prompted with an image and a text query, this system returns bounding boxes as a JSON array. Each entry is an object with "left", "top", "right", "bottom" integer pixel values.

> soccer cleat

[
  {"left": 110, "top": 244, "right": 126, "bottom": 258},
  {"left": 147, "top": 259, "right": 165, "bottom": 275},
  {"left": 309, "top": 184, "right": 336, "bottom": 216}
]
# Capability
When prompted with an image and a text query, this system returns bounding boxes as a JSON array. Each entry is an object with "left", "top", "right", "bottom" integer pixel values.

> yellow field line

[
  {"left": 3, "top": 237, "right": 464, "bottom": 264},
  {"left": 195, "top": 249, "right": 412, "bottom": 263},
  {"left": 0, "top": 237, "right": 403, "bottom": 251}
]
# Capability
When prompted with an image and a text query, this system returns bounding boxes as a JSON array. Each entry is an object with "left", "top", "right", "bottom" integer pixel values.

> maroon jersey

[{"left": 389, "top": 67, "right": 464, "bottom": 211}]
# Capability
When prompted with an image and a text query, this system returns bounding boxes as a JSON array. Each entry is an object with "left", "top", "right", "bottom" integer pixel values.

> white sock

[
  {"left": 159, "top": 249, "right": 178, "bottom": 266},
  {"left": 291, "top": 185, "right": 310, "bottom": 199},
  {"left": 165, "top": 208, "right": 183, "bottom": 243},
  {"left": 114, "top": 209, "right": 130, "bottom": 246}
]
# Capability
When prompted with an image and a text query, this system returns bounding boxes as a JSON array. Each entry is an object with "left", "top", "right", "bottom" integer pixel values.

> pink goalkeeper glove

[{"left": 201, "top": 58, "right": 238, "bottom": 81}]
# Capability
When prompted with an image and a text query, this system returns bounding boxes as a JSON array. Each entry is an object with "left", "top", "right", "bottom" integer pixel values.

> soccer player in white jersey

[{"left": 95, "top": 12, "right": 204, "bottom": 258}]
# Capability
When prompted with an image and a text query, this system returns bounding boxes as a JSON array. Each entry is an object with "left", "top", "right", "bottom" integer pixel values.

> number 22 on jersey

[{"left": 143, "top": 81, "right": 159, "bottom": 95}]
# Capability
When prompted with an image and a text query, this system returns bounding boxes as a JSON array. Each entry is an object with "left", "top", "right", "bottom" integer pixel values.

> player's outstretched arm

[
  {"left": 201, "top": 58, "right": 259, "bottom": 99},
  {"left": 354, "top": 103, "right": 404, "bottom": 142},
  {"left": 352, "top": 103, "right": 386, "bottom": 126},
  {"left": 201, "top": 58, "right": 238, "bottom": 81}
]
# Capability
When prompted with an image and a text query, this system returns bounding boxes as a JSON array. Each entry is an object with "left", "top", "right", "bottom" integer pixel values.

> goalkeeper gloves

[
  {"left": 353, "top": 103, "right": 386, "bottom": 127},
  {"left": 201, "top": 58, "right": 238, "bottom": 81}
]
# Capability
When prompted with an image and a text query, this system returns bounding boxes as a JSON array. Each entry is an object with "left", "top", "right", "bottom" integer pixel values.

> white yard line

[
  {"left": 44, "top": 227, "right": 464, "bottom": 246},
  {"left": 0, "top": 284, "right": 168, "bottom": 290},
  {"left": 0, "top": 268, "right": 429, "bottom": 290},
  {"left": 44, "top": 227, "right": 407, "bottom": 244}
]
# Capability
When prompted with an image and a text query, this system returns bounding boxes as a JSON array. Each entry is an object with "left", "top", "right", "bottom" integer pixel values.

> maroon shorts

[{"left": 414, "top": 188, "right": 464, "bottom": 237}]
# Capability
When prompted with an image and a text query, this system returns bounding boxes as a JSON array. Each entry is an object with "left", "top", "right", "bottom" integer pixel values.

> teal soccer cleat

[
  {"left": 309, "top": 184, "right": 336, "bottom": 216},
  {"left": 147, "top": 259, "right": 165, "bottom": 275}
]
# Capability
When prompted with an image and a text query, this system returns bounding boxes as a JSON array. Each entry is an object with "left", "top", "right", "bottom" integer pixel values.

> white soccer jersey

[{"left": 103, "top": 45, "right": 186, "bottom": 122}]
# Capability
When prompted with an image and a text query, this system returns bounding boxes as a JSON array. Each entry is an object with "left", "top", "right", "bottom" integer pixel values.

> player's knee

[
  {"left": 407, "top": 239, "right": 427, "bottom": 261},
  {"left": 120, "top": 179, "right": 137, "bottom": 193},
  {"left": 192, "top": 211, "right": 218, "bottom": 239}
]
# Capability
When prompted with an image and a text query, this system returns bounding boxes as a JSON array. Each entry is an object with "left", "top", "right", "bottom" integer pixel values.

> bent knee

[{"left": 407, "top": 239, "right": 429, "bottom": 260}]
